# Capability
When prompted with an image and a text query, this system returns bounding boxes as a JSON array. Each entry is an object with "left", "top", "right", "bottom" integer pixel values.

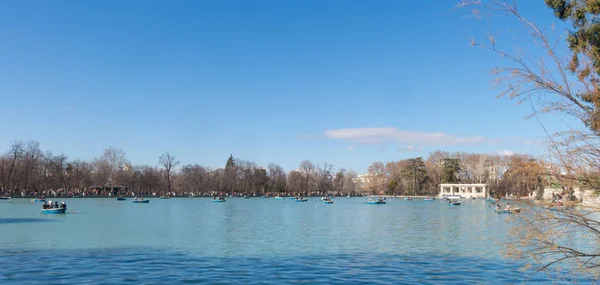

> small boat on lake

[
  {"left": 449, "top": 201, "right": 461, "bottom": 206},
  {"left": 494, "top": 208, "right": 521, "bottom": 214},
  {"left": 366, "top": 198, "right": 386, "bottom": 204},
  {"left": 116, "top": 197, "right": 126, "bottom": 201},
  {"left": 212, "top": 197, "right": 226, "bottom": 202},
  {"left": 295, "top": 197, "right": 307, "bottom": 202},
  {"left": 424, "top": 197, "right": 435, "bottom": 202},
  {"left": 41, "top": 208, "right": 66, "bottom": 214},
  {"left": 323, "top": 197, "right": 333, "bottom": 204},
  {"left": 133, "top": 197, "right": 149, "bottom": 203},
  {"left": 0, "top": 197, "right": 11, "bottom": 200},
  {"left": 274, "top": 196, "right": 284, "bottom": 200},
  {"left": 404, "top": 197, "right": 412, "bottom": 200}
]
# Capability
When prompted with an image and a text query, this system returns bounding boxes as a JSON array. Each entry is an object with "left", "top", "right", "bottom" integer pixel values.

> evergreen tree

[
  {"left": 442, "top": 158, "right": 461, "bottom": 183},
  {"left": 403, "top": 157, "right": 428, "bottom": 195},
  {"left": 224, "top": 154, "right": 236, "bottom": 192}
]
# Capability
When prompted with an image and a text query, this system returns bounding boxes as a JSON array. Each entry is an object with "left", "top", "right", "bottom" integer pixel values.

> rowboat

[
  {"left": 295, "top": 198, "right": 307, "bottom": 202},
  {"left": 41, "top": 208, "right": 66, "bottom": 214},
  {"left": 116, "top": 197, "right": 126, "bottom": 201},
  {"left": 34, "top": 199, "right": 46, "bottom": 202},
  {"left": 0, "top": 197, "right": 10, "bottom": 200},
  {"left": 404, "top": 197, "right": 412, "bottom": 200},
  {"left": 495, "top": 208, "right": 521, "bottom": 214},
  {"left": 323, "top": 200, "right": 333, "bottom": 204},
  {"left": 274, "top": 197, "right": 284, "bottom": 200},
  {"left": 449, "top": 202, "right": 461, "bottom": 206},
  {"left": 366, "top": 200, "right": 386, "bottom": 204},
  {"left": 132, "top": 199, "right": 149, "bottom": 204},
  {"left": 424, "top": 198, "right": 435, "bottom": 202},
  {"left": 211, "top": 199, "right": 226, "bottom": 203}
]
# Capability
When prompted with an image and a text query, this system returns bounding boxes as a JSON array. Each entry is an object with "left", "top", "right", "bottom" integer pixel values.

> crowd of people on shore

[{"left": 0, "top": 189, "right": 365, "bottom": 199}]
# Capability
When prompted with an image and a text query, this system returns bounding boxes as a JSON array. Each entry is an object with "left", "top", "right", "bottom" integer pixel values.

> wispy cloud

[
  {"left": 346, "top": 145, "right": 355, "bottom": 151},
  {"left": 496, "top": 150, "right": 515, "bottom": 156},
  {"left": 398, "top": 145, "right": 422, "bottom": 152},
  {"left": 324, "top": 127, "right": 487, "bottom": 146}
]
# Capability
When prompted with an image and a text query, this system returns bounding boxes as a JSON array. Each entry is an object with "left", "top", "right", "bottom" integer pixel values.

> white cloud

[
  {"left": 324, "top": 127, "right": 487, "bottom": 146},
  {"left": 398, "top": 145, "right": 422, "bottom": 152},
  {"left": 346, "top": 145, "right": 355, "bottom": 151},
  {"left": 496, "top": 150, "right": 515, "bottom": 156}
]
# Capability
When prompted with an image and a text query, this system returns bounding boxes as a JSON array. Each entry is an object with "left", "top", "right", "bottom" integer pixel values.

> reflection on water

[
  {"left": 0, "top": 198, "right": 592, "bottom": 283},
  {"left": 0, "top": 218, "right": 59, "bottom": 224}
]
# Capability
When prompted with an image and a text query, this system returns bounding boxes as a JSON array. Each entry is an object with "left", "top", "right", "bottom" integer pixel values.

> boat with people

[
  {"left": 0, "top": 196, "right": 10, "bottom": 200},
  {"left": 295, "top": 197, "right": 307, "bottom": 202},
  {"left": 323, "top": 197, "right": 333, "bottom": 204},
  {"left": 211, "top": 197, "right": 226, "bottom": 202},
  {"left": 41, "top": 208, "right": 67, "bottom": 214},
  {"left": 132, "top": 197, "right": 149, "bottom": 203},
  {"left": 404, "top": 197, "right": 412, "bottom": 200},
  {"left": 449, "top": 199, "right": 461, "bottom": 206},
  {"left": 366, "top": 197, "right": 386, "bottom": 204},
  {"left": 274, "top": 196, "right": 284, "bottom": 200},
  {"left": 494, "top": 208, "right": 521, "bottom": 214},
  {"left": 116, "top": 196, "right": 126, "bottom": 201},
  {"left": 424, "top": 197, "right": 435, "bottom": 202},
  {"left": 41, "top": 200, "right": 67, "bottom": 214}
]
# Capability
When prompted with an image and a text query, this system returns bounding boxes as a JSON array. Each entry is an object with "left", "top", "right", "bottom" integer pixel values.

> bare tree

[
  {"left": 460, "top": 0, "right": 600, "bottom": 277},
  {"left": 3, "top": 141, "right": 24, "bottom": 191},
  {"left": 299, "top": 160, "right": 315, "bottom": 196},
  {"left": 159, "top": 153, "right": 180, "bottom": 194}
]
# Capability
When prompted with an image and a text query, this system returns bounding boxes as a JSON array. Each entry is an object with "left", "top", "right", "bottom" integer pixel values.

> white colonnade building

[{"left": 439, "top": 183, "right": 487, "bottom": 199}]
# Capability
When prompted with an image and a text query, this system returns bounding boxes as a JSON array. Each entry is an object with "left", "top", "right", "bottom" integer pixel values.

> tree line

[
  {"left": 364, "top": 150, "right": 557, "bottom": 198},
  {"left": 0, "top": 140, "right": 557, "bottom": 197}
]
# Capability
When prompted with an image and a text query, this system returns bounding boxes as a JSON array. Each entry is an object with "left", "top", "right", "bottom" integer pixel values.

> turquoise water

[{"left": 0, "top": 198, "right": 588, "bottom": 284}]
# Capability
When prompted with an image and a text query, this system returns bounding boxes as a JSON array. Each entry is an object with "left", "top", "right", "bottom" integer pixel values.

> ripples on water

[
  {"left": 0, "top": 198, "right": 593, "bottom": 284},
  {"left": 0, "top": 248, "right": 567, "bottom": 284}
]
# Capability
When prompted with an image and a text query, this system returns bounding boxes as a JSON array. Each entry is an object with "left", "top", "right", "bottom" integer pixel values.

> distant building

[
  {"left": 353, "top": 174, "right": 373, "bottom": 185},
  {"left": 439, "top": 183, "right": 487, "bottom": 199}
]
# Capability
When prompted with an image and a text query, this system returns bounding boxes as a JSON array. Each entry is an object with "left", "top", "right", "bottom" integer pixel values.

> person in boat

[
  {"left": 61, "top": 201, "right": 67, "bottom": 210},
  {"left": 505, "top": 203, "right": 512, "bottom": 210},
  {"left": 54, "top": 201, "right": 59, "bottom": 209},
  {"left": 496, "top": 203, "right": 501, "bottom": 211}
]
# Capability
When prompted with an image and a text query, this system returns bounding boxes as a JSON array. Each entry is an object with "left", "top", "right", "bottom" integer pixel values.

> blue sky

[{"left": 0, "top": 0, "right": 578, "bottom": 173}]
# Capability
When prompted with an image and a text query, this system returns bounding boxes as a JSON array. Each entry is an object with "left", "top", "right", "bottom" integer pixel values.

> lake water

[{"left": 0, "top": 197, "right": 590, "bottom": 284}]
